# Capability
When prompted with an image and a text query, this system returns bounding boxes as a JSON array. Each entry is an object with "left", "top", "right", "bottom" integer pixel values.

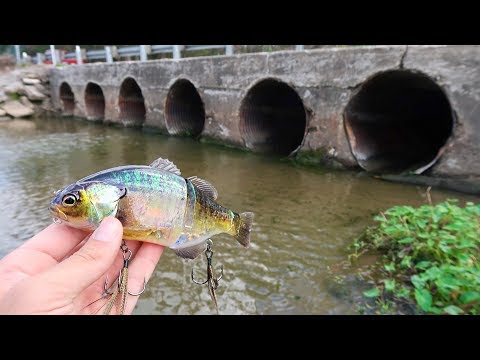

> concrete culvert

[
  {"left": 85, "top": 82, "right": 105, "bottom": 121},
  {"left": 239, "top": 79, "right": 307, "bottom": 156},
  {"left": 165, "top": 79, "right": 205, "bottom": 137},
  {"left": 119, "top": 77, "right": 146, "bottom": 127},
  {"left": 344, "top": 70, "right": 454, "bottom": 174},
  {"left": 59, "top": 82, "right": 75, "bottom": 116}
]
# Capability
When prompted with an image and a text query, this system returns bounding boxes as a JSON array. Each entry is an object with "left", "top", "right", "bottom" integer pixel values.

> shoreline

[{"left": 0, "top": 64, "right": 53, "bottom": 121}]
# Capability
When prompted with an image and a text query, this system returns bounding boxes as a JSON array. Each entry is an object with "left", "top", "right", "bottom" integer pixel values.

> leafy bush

[{"left": 351, "top": 199, "right": 480, "bottom": 315}]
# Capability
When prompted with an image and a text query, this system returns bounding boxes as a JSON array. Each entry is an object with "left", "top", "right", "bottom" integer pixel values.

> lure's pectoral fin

[
  {"left": 172, "top": 241, "right": 207, "bottom": 260},
  {"left": 187, "top": 176, "right": 218, "bottom": 201},
  {"left": 234, "top": 212, "right": 254, "bottom": 248},
  {"left": 149, "top": 158, "right": 181, "bottom": 176}
]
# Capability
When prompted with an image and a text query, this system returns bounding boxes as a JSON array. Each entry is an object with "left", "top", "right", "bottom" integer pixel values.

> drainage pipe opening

[
  {"left": 59, "top": 82, "right": 75, "bottom": 116},
  {"left": 85, "top": 82, "right": 105, "bottom": 121},
  {"left": 119, "top": 77, "right": 146, "bottom": 127},
  {"left": 239, "top": 79, "right": 307, "bottom": 156},
  {"left": 344, "top": 70, "right": 454, "bottom": 174},
  {"left": 165, "top": 79, "right": 205, "bottom": 137}
]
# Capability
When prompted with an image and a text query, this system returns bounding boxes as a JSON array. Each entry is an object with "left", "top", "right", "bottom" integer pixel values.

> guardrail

[{"left": 29, "top": 45, "right": 304, "bottom": 65}]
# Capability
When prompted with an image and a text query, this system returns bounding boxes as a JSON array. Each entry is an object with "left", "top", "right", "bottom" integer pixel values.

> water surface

[{"left": 0, "top": 117, "right": 477, "bottom": 314}]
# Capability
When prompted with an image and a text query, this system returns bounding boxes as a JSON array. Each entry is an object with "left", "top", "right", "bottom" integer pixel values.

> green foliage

[
  {"left": 351, "top": 199, "right": 480, "bottom": 315},
  {"left": 294, "top": 150, "right": 326, "bottom": 166},
  {"left": 0, "top": 45, "right": 14, "bottom": 55},
  {"left": 8, "top": 93, "right": 19, "bottom": 101}
]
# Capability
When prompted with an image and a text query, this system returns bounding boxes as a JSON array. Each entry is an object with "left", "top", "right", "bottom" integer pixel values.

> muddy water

[{"left": 0, "top": 117, "right": 477, "bottom": 314}]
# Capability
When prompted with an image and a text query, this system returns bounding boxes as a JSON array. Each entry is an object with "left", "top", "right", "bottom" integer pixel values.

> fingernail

[{"left": 91, "top": 217, "right": 118, "bottom": 242}]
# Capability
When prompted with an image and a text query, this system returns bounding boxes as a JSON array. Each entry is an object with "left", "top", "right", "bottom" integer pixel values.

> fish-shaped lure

[{"left": 49, "top": 158, "right": 254, "bottom": 260}]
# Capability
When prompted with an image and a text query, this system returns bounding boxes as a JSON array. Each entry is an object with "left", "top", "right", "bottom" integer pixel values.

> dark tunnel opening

[
  {"left": 239, "top": 79, "right": 307, "bottom": 156},
  {"left": 85, "top": 82, "right": 105, "bottom": 121},
  {"left": 59, "top": 82, "right": 75, "bottom": 116},
  {"left": 165, "top": 79, "right": 205, "bottom": 137},
  {"left": 119, "top": 78, "right": 146, "bottom": 127},
  {"left": 344, "top": 70, "right": 454, "bottom": 174}
]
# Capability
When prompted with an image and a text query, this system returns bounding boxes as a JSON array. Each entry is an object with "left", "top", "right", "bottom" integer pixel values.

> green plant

[
  {"left": 8, "top": 93, "right": 20, "bottom": 101},
  {"left": 351, "top": 199, "right": 480, "bottom": 315}
]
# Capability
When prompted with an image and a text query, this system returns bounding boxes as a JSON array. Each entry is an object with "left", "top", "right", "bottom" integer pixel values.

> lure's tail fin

[{"left": 233, "top": 212, "right": 254, "bottom": 248}]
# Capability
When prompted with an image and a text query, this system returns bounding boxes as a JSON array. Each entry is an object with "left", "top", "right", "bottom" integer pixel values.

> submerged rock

[{"left": 376, "top": 174, "right": 480, "bottom": 196}]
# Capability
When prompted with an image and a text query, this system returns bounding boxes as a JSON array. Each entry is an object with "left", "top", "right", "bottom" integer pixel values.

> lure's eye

[{"left": 62, "top": 194, "right": 77, "bottom": 207}]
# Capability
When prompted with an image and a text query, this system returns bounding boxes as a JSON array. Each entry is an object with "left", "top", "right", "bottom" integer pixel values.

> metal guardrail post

[
  {"left": 14, "top": 45, "right": 21, "bottom": 64},
  {"left": 140, "top": 45, "right": 148, "bottom": 61},
  {"left": 295, "top": 45, "right": 304, "bottom": 51},
  {"left": 50, "top": 45, "right": 57, "bottom": 65},
  {"left": 173, "top": 45, "right": 182, "bottom": 59},
  {"left": 105, "top": 46, "right": 113, "bottom": 63},
  {"left": 75, "top": 46, "right": 83, "bottom": 65},
  {"left": 226, "top": 45, "right": 234, "bottom": 55}
]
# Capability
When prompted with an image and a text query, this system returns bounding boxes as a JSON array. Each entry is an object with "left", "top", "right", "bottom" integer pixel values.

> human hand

[{"left": 0, "top": 217, "right": 164, "bottom": 315}]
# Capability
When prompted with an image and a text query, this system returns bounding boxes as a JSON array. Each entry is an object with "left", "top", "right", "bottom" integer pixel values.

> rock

[
  {"left": 40, "top": 98, "right": 53, "bottom": 111},
  {"left": 4, "top": 81, "right": 25, "bottom": 95},
  {"left": 20, "top": 96, "right": 34, "bottom": 109},
  {"left": 0, "top": 109, "right": 6, "bottom": 116},
  {"left": 0, "top": 91, "right": 7, "bottom": 103},
  {"left": 2, "top": 100, "right": 34, "bottom": 118},
  {"left": 0, "top": 55, "right": 15, "bottom": 72},
  {"left": 0, "top": 116, "right": 11, "bottom": 121},
  {"left": 19, "top": 65, "right": 49, "bottom": 83},
  {"left": 23, "top": 85, "right": 46, "bottom": 101},
  {"left": 22, "top": 77, "right": 41, "bottom": 85},
  {"left": 34, "top": 83, "right": 49, "bottom": 96}
]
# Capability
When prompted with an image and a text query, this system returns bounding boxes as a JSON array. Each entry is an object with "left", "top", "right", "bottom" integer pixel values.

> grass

[{"left": 350, "top": 190, "right": 480, "bottom": 315}]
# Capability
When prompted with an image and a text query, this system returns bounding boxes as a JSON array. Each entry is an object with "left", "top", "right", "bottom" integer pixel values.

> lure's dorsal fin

[
  {"left": 172, "top": 241, "right": 207, "bottom": 260},
  {"left": 149, "top": 158, "right": 181, "bottom": 176},
  {"left": 187, "top": 176, "right": 218, "bottom": 201}
]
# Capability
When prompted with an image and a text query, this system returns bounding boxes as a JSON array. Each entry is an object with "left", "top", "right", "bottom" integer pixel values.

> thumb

[{"left": 43, "top": 216, "right": 123, "bottom": 296}]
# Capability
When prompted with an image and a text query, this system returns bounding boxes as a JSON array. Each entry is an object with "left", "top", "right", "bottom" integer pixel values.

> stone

[
  {"left": 2, "top": 100, "right": 34, "bottom": 118},
  {"left": 40, "top": 98, "right": 53, "bottom": 111},
  {"left": 34, "top": 83, "right": 49, "bottom": 95},
  {"left": 0, "top": 116, "right": 12, "bottom": 121},
  {"left": 0, "top": 91, "right": 7, "bottom": 103},
  {"left": 19, "top": 65, "right": 50, "bottom": 83},
  {"left": 0, "top": 55, "right": 15, "bottom": 72},
  {"left": 4, "top": 81, "right": 24, "bottom": 95},
  {"left": 20, "top": 96, "right": 34, "bottom": 109},
  {"left": 22, "top": 78, "right": 41, "bottom": 85},
  {"left": 23, "top": 85, "right": 46, "bottom": 101},
  {"left": 0, "top": 109, "right": 6, "bottom": 116}
]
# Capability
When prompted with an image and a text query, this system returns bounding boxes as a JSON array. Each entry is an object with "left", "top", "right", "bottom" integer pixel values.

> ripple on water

[{"left": 1, "top": 117, "right": 479, "bottom": 314}]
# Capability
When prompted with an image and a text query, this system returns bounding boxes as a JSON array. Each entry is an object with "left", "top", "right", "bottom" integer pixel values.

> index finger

[{"left": 20, "top": 222, "right": 90, "bottom": 263}]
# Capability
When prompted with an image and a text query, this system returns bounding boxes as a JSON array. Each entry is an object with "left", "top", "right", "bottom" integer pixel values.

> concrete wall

[{"left": 49, "top": 45, "right": 480, "bottom": 178}]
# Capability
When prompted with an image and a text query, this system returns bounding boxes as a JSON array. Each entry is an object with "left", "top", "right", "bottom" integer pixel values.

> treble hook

[
  {"left": 191, "top": 239, "right": 223, "bottom": 314},
  {"left": 101, "top": 243, "right": 147, "bottom": 298}
]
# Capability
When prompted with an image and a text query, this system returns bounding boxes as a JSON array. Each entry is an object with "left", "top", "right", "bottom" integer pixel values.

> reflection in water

[
  {"left": 0, "top": 117, "right": 478, "bottom": 314},
  {"left": 121, "top": 129, "right": 149, "bottom": 165}
]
